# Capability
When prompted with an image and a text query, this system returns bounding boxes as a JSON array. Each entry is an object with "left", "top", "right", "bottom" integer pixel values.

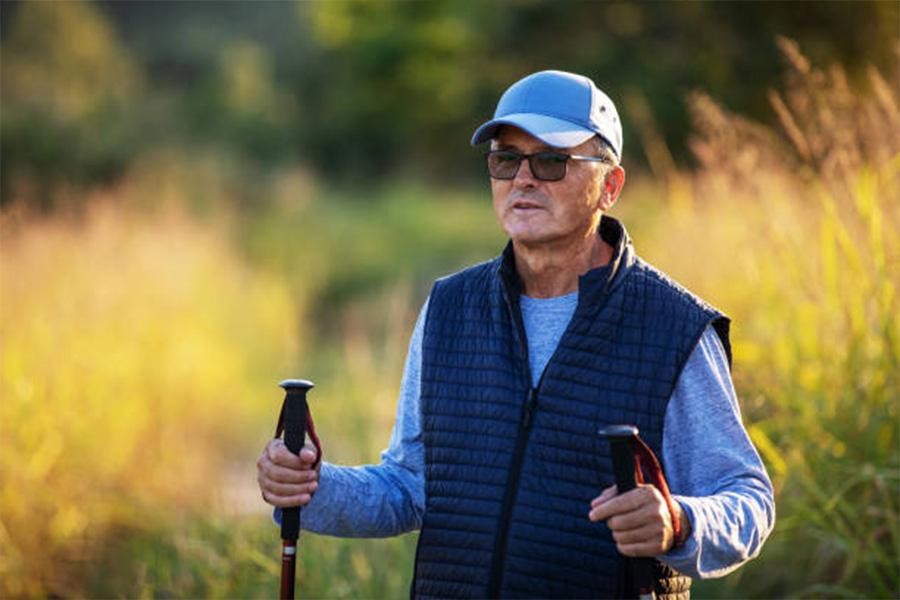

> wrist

[{"left": 672, "top": 501, "right": 692, "bottom": 549}]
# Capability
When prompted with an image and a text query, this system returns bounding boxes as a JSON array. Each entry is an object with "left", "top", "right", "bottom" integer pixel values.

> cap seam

[{"left": 497, "top": 110, "right": 594, "bottom": 128}]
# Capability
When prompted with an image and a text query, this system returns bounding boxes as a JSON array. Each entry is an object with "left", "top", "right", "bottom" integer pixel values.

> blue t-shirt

[{"left": 519, "top": 291, "right": 578, "bottom": 387}]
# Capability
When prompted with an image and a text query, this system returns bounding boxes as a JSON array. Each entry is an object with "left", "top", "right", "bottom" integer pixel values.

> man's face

[{"left": 490, "top": 126, "right": 617, "bottom": 249}]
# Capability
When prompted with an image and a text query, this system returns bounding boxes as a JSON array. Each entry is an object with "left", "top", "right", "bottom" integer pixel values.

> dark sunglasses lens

[
  {"left": 487, "top": 151, "right": 522, "bottom": 179},
  {"left": 531, "top": 152, "right": 568, "bottom": 181}
]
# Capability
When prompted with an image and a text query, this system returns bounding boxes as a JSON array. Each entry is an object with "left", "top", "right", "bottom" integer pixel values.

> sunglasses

[{"left": 485, "top": 149, "right": 609, "bottom": 182}]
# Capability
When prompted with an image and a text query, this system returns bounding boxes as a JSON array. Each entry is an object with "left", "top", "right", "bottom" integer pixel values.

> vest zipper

[
  {"left": 488, "top": 380, "right": 543, "bottom": 598},
  {"left": 521, "top": 387, "right": 537, "bottom": 429},
  {"left": 490, "top": 282, "right": 542, "bottom": 597}
]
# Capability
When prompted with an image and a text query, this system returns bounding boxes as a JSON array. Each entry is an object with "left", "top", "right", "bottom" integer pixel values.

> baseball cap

[{"left": 471, "top": 70, "right": 623, "bottom": 158}]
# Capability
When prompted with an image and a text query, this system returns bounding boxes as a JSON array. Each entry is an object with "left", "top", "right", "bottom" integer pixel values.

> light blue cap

[{"left": 471, "top": 70, "right": 623, "bottom": 158}]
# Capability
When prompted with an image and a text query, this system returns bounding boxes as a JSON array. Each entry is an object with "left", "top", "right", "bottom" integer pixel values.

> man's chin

[{"left": 507, "top": 229, "right": 560, "bottom": 247}]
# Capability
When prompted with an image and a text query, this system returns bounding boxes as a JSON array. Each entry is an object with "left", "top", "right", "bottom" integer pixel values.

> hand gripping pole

[{"left": 598, "top": 425, "right": 657, "bottom": 600}]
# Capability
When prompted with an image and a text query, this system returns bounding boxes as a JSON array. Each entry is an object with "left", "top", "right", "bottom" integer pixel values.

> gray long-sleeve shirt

[{"left": 293, "top": 294, "right": 775, "bottom": 580}]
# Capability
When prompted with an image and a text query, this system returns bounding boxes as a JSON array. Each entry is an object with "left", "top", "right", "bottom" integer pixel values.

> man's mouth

[{"left": 511, "top": 200, "right": 544, "bottom": 211}]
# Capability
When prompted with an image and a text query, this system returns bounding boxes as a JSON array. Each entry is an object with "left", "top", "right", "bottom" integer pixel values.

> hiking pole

[
  {"left": 275, "top": 379, "right": 317, "bottom": 600},
  {"left": 598, "top": 425, "right": 656, "bottom": 600}
]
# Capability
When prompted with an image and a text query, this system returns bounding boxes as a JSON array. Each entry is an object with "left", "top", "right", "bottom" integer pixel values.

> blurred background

[{"left": 0, "top": 1, "right": 897, "bottom": 598}]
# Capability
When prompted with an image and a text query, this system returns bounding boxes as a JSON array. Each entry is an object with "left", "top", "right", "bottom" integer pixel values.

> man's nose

[{"left": 513, "top": 156, "right": 538, "bottom": 187}]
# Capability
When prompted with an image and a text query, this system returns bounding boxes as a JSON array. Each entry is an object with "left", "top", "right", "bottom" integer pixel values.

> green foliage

[
  {"left": 3, "top": 0, "right": 897, "bottom": 204},
  {"left": 1, "top": 0, "right": 139, "bottom": 119},
  {"left": 85, "top": 515, "right": 417, "bottom": 599},
  {"left": 0, "top": 0, "right": 146, "bottom": 204},
  {"left": 241, "top": 181, "right": 503, "bottom": 319},
  {"left": 184, "top": 40, "right": 299, "bottom": 165},
  {"left": 298, "top": 0, "right": 491, "bottom": 178}
]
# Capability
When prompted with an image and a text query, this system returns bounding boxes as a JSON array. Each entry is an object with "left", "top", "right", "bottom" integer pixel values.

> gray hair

[{"left": 593, "top": 136, "right": 620, "bottom": 166}]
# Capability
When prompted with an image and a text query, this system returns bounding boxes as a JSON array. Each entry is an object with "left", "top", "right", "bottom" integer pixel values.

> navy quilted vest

[{"left": 412, "top": 216, "right": 730, "bottom": 599}]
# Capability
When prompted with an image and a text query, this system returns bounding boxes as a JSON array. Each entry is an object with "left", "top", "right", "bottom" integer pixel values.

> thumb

[{"left": 298, "top": 442, "right": 318, "bottom": 466}]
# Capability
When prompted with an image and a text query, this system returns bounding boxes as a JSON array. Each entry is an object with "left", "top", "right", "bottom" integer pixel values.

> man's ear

[{"left": 599, "top": 166, "right": 626, "bottom": 212}]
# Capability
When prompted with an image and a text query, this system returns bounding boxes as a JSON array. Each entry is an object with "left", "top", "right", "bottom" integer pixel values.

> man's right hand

[{"left": 257, "top": 438, "right": 320, "bottom": 508}]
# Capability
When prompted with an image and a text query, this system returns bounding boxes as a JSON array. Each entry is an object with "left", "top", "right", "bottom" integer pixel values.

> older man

[{"left": 257, "top": 70, "right": 774, "bottom": 598}]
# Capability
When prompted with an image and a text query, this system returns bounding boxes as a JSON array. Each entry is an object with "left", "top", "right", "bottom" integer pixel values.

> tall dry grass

[
  {"left": 635, "top": 39, "right": 899, "bottom": 598},
  {"left": 0, "top": 199, "right": 300, "bottom": 597}
]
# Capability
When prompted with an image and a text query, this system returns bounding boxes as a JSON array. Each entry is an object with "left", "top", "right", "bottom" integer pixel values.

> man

[{"left": 257, "top": 70, "right": 774, "bottom": 598}]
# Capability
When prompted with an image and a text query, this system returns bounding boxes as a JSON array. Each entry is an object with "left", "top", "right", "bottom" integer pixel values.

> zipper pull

[{"left": 521, "top": 388, "right": 538, "bottom": 429}]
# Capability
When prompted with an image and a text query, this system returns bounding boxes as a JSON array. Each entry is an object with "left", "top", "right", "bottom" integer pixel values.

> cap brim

[{"left": 470, "top": 113, "right": 596, "bottom": 148}]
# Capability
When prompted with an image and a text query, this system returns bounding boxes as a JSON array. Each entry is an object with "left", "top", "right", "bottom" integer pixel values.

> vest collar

[{"left": 497, "top": 215, "right": 635, "bottom": 300}]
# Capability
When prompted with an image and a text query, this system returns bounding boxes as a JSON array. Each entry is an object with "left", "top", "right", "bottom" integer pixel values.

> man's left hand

[{"left": 588, "top": 484, "right": 689, "bottom": 557}]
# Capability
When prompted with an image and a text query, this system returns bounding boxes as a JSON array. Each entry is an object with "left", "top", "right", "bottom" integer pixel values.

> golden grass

[
  {"left": 0, "top": 200, "right": 299, "bottom": 597},
  {"left": 655, "top": 41, "right": 898, "bottom": 598}
]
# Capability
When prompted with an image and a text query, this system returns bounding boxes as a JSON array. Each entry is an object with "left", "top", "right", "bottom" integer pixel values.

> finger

[
  {"left": 299, "top": 443, "right": 319, "bottom": 466},
  {"left": 616, "top": 539, "right": 667, "bottom": 558},
  {"left": 590, "top": 484, "right": 661, "bottom": 522},
  {"left": 611, "top": 497, "right": 672, "bottom": 534},
  {"left": 262, "top": 461, "right": 319, "bottom": 485},
  {"left": 590, "top": 485, "right": 618, "bottom": 508},
  {"left": 262, "top": 491, "right": 314, "bottom": 509},
  {"left": 589, "top": 489, "right": 641, "bottom": 522},
  {"left": 611, "top": 523, "right": 664, "bottom": 547},
  {"left": 609, "top": 512, "right": 673, "bottom": 555},
  {"left": 607, "top": 503, "right": 667, "bottom": 533},
  {"left": 267, "top": 440, "right": 305, "bottom": 469},
  {"left": 264, "top": 479, "right": 319, "bottom": 498}
]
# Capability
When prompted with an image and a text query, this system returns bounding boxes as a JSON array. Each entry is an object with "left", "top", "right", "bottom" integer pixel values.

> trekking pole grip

[{"left": 599, "top": 424, "right": 639, "bottom": 493}]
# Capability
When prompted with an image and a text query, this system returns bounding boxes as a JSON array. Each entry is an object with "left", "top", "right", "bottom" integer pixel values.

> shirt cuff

[{"left": 660, "top": 496, "right": 702, "bottom": 577}]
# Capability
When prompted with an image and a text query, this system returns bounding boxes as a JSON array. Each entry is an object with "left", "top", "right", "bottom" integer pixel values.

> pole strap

[
  {"left": 631, "top": 435, "right": 683, "bottom": 546},
  {"left": 275, "top": 402, "right": 323, "bottom": 470}
]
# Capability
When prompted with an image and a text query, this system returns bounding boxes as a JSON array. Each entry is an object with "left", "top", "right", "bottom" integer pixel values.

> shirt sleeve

[
  {"left": 275, "top": 300, "right": 428, "bottom": 537},
  {"left": 658, "top": 325, "right": 776, "bottom": 579}
]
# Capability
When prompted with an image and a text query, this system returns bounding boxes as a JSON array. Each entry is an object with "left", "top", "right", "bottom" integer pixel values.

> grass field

[{"left": 1, "top": 49, "right": 897, "bottom": 598}]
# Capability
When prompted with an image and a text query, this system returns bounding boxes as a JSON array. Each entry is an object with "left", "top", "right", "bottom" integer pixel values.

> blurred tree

[
  {"left": 1, "top": 0, "right": 144, "bottom": 207},
  {"left": 295, "top": 0, "right": 898, "bottom": 182},
  {"left": 296, "top": 0, "right": 491, "bottom": 181},
  {"left": 2, "top": 0, "right": 896, "bottom": 202},
  {"left": 1, "top": 0, "right": 138, "bottom": 120},
  {"left": 184, "top": 40, "right": 298, "bottom": 166}
]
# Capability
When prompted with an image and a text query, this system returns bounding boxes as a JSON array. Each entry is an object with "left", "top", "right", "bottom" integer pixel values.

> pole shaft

[{"left": 280, "top": 541, "right": 297, "bottom": 600}]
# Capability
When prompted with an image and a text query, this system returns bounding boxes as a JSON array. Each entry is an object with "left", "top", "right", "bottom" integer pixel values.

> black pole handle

[
  {"left": 599, "top": 424, "right": 639, "bottom": 493},
  {"left": 279, "top": 378, "right": 314, "bottom": 543}
]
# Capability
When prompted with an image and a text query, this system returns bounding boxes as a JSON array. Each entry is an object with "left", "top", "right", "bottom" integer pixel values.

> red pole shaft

[{"left": 280, "top": 540, "right": 297, "bottom": 600}]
